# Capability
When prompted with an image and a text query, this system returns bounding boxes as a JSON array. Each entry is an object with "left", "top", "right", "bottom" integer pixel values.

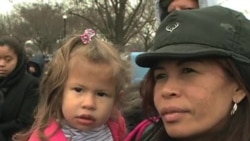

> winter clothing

[
  {"left": 62, "top": 123, "right": 113, "bottom": 141},
  {"left": 29, "top": 116, "right": 127, "bottom": 141},
  {"left": 136, "top": 6, "right": 250, "bottom": 68},
  {"left": 0, "top": 37, "right": 39, "bottom": 141},
  {"left": 155, "top": 0, "right": 172, "bottom": 22},
  {"left": 124, "top": 119, "right": 154, "bottom": 141},
  {"left": 0, "top": 73, "right": 39, "bottom": 141},
  {"left": 26, "top": 54, "right": 45, "bottom": 78}
]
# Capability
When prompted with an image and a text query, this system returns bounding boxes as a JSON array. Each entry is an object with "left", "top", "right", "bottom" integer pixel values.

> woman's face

[
  {"left": 153, "top": 59, "right": 245, "bottom": 140},
  {"left": 0, "top": 45, "right": 18, "bottom": 77}
]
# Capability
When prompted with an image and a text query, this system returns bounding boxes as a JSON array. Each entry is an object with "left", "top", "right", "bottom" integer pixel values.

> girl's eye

[
  {"left": 182, "top": 68, "right": 196, "bottom": 73},
  {"left": 97, "top": 92, "right": 107, "bottom": 97},
  {"left": 74, "top": 87, "right": 83, "bottom": 93}
]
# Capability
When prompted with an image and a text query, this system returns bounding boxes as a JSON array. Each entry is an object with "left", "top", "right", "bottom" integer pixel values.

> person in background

[
  {"left": 121, "top": 52, "right": 148, "bottom": 131},
  {"left": 0, "top": 36, "right": 39, "bottom": 141},
  {"left": 25, "top": 49, "right": 33, "bottom": 63},
  {"left": 122, "top": 82, "right": 144, "bottom": 132},
  {"left": 26, "top": 54, "right": 45, "bottom": 78},
  {"left": 13, "top": 29, "right": 131, "bottom": 141},
  {"left": 155, "top": 0, "right": 199, "bottom": 22},
  {"left": 125, "top": 6, "right": 250, "bottom": 141},
  {"left": 156, "top": 0, "right": 250, "bottom": 23}
]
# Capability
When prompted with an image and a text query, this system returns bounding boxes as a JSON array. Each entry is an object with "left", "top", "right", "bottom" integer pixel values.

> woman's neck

[{"left": 177, "top": 129, "right": 225, "bottom": 141}]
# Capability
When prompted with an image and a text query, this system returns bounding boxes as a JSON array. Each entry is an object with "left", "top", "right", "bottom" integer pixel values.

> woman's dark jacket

[{"left": 0, "top": 50, "right": 39, "bottom": 141}]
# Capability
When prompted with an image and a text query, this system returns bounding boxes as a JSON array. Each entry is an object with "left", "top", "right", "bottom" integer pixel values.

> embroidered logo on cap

[{"left": 166, "top": 22, "right": 179, "bottom": 32}]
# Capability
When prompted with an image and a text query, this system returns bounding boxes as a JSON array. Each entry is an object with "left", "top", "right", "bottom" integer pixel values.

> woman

[
  {"left": 0, "top": 36, "right": 39, "bottom": 141},
  {"left": 125, "top": 6, "right": 250, "bottom": 141},
  {"left": 155, "top": 0, "right": 198, "bottom": 22}
]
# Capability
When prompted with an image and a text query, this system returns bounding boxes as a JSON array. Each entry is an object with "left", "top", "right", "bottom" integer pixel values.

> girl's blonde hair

[{"left": 13, "top": 34, "right": 131, "bottom": 141}]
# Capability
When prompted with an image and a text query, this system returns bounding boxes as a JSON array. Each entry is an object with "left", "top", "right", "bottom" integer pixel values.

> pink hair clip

[{"left": 81, "top": 28, "right": 96, "bottom": 44}]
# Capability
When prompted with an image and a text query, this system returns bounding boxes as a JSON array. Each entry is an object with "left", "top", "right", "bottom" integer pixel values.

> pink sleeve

[
  {"left": 124, "top": 117, "right": 159, "bottom": 141},
  {"left": 29, "top": 120, "right": 67, "bottom": 141},
  {"left": 108, "top": 115, "right": 127, "bottom": 141},
  {"left": 29, "top": 130, "right": 40, "bottom": 141}
]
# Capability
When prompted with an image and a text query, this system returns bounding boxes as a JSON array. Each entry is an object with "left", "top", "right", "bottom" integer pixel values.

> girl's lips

[
  {"left": 76, "top": 117, "right": 95, "bottom": 126},
  {"left": 76, "top": 114, "right": 96, "bottom": 126}
]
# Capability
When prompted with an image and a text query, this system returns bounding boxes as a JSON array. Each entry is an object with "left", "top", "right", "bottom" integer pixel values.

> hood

[{"left": 29, "top": 54, "right": 45, "bottom": 70}]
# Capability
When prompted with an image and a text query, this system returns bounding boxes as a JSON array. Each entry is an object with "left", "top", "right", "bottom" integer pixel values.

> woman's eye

[
  {"left": 154, "top": 73, "right": 166, "bottom": 80},
  {"left": 5, "top": 57, "right": 12, "bottom": 62},
  {"left": 182, "top": 68, "right": 196, "bottom": 73},
  {"left": 184, "top": 7, "right": 194, "bottom": 10}
]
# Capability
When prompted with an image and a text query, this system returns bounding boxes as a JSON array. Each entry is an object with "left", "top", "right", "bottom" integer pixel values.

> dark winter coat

[
  {"left": 155, "top": 0, "right": 172, "bottom": 22},
  {"left": 0, "top": 45, "right": 39, "bottom": 141},
  {"left": 0, "top": 73, "right": 39, "bottom": 141}
]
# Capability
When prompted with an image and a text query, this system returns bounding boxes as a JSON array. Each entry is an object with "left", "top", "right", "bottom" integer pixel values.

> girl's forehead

[
  {"left": 69, "top": 56, "right": 116, "bottom": 73},
  {"left": 69, "top": 55, "right": 110, "bottom": 67}
]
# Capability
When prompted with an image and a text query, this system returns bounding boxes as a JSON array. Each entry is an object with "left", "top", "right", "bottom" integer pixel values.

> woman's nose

[
  {"left": 0, "top": 59, "right": 6, "bottom": 67},
  {"left": 160, "top": 77, "right": 181, "bottom": 99}
]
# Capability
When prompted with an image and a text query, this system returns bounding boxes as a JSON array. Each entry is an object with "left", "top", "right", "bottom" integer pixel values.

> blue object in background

[{"left": 130, "top": 52, "right": 149, "bottom": 84}]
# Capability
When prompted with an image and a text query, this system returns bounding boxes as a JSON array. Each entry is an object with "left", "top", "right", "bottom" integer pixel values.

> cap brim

[{"left": 136, "top": 44, "right": 250, "bottom": 67}]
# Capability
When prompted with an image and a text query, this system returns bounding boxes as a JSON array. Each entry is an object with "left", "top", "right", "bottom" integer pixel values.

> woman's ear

[{"left": 233, "top": 87, "right": 246, "bottom": 103}]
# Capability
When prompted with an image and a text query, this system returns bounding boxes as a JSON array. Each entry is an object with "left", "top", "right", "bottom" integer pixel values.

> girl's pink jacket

[{"left": 29, "top": 116, "right": 127, "bottom": 141}]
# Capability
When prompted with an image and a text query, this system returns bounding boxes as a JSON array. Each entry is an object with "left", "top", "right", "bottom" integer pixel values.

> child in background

[{"left": 13, "top": 29, "right": 131, "bottom": 141}]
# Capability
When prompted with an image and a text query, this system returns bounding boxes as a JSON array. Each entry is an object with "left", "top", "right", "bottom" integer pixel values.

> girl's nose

[{"left": 81, "top": 93, "right": 96, "bottom": 110}]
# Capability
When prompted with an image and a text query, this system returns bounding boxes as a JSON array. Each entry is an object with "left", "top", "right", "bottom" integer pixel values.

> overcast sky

[
  {"left": 0, "top": 0, "right": 249, "bottom": 19},
  {"left": 0, "top": 0, "right": 16, "bottom": 14},
  {"left": 0, "top": 0, "right": 63, "bottom": 14}
]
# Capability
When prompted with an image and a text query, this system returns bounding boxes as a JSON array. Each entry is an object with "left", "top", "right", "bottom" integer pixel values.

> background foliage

[{"left": 0, "top": 0, "right": 157, "bottom": 55}]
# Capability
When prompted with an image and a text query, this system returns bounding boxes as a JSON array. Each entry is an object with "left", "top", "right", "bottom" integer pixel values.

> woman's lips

[
  {"left": 0, "top": 70, "right": 6, "bottom": 73},
  {"left": 160, "top": 107, "right": 189, "bottom": 123}
]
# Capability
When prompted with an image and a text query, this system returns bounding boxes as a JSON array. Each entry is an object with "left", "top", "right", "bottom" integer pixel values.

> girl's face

[
  {"left": 62, "top": 58, "right": 117, "bottom": 131},
  {"left": 0, "top": 45, "right": 18, "bottom": 77},
  {"left": 153, "top": 59, "right": 245, "bottom": 140}
]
